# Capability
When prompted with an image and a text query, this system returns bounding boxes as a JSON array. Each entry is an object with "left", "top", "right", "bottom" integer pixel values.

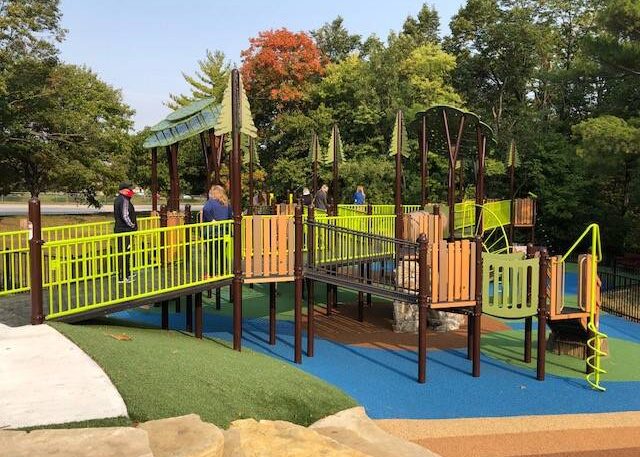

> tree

[
  {"left": 241, "top": 28, "right": 324, "bottom": 109},
  {"left": 0, "top": 61, "right": 134, "bottom": 204},
  {"left": 167, "top": 49, "right": 230, "bottom": 109},
  {"left": 311, "top": 16, "right": 361, "bottom": 62},
  {"left": 402, "top": 3, "right": 440, "bottom": 45}
]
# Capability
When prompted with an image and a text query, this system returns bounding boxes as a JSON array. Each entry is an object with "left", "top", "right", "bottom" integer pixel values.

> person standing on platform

[
  {"left": 353, "top": 185, "right": 366, "bottom": 205},
  {"left": 301, "top": 187, "right": 313, "bottom": 206},
  {"left": 201, "top": 185, "right": 232, "bottom": 278},
  {"left": 315, "top": 184, "right": 329, "bottom": 210},
  {"left": 114, "top": 182, "right": 138, "bottom": 283}
]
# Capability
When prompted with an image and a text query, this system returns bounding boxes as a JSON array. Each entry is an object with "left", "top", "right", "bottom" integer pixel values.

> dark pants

[
  {"left": 116, "top": 234, "right": 133, "bottom": 280},
  {"left": 206, "top": 225, "right": 228, "bottom": 278}
]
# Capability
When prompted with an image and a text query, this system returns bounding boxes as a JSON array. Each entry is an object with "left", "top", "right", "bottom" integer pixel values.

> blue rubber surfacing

[{"left": 111, "top": 303, "right": 640, "bottom": 420}]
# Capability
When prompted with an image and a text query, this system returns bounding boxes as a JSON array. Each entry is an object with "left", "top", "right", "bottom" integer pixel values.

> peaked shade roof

[
  {"left": 143, "top": 98, "right": 221, "bottom": 149},
  {"left": 325, "top": 125, "right": 344, "bottom": 165},
  {"left": 389, "top": 110, "right": 409, "bottom": 158}
]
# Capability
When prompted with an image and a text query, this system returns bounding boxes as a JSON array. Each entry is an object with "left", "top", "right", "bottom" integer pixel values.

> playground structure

[{"left": 0, "top": 75, "right": 607, "bottom": 391}]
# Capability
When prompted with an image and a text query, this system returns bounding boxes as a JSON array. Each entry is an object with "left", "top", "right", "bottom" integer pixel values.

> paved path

[{"left": 0, "top": 324, "right": 127, "bottom": 428}]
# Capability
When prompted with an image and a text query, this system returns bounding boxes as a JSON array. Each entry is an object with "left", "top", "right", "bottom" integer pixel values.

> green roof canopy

[
  {"left": 411, "top": 105, "right": 496, "bottom": 154},
  {"left": 143, "top": 98, "right": 221, "bottom": 149}
]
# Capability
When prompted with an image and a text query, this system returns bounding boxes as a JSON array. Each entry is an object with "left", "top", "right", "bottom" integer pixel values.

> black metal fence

[
  {"left": 304, "top": 219, "right": 420, "bottom": 303},
  {"left": 600, "top": 270, "right": 640, "bottom": 322}
]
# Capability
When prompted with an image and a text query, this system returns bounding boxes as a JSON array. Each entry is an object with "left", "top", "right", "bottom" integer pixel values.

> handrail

[{"left": 560, "top": 223, "right": 607, "bottom": 391}]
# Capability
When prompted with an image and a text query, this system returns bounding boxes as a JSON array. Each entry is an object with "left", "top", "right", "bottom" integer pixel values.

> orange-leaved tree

[{"left": 241, "top": 28, "right": 325, "bottom": 115}]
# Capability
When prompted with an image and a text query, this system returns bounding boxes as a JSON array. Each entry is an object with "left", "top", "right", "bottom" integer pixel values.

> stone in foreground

[
  {"left": 311, "top": 407, "right": 441, "bottom": 457},
  {"left": 138, "top": 414, "right": 224, "bottom": 457},
  {"left": 223, "top": 418, "right": 371, "bottom": 457},
  {"left": 0, "top": 427, "right": 152, "bottom": 457}
]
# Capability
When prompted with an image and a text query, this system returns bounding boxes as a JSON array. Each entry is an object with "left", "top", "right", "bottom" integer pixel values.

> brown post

[
  {"left": 215, "top": 288, "right": 221, "bottom": 310},
  {"left": 269, "top": 282, "right": 276, "bottom": 345},
  {"left": 475, "top": 128, "right": 486, "bottom": 236},
  {"left": 248, "top": 137, "right": 255, "bottom": 216},
  {"left": 209, "top": 129, "right": 221, "bottom": 186},
  {"left": 294, "top": 203, "right": 304, "bottom": 363},
  {"left": 417, "top": 233, "right": 429, "bottom": 383},
  {"left": 184, "top": 204, "right": 191, "bottom": 264},
  {"left": 200, "top": 132, "right": 211, "bottom": 196},
  {"left": 151, "top": 147, "right": 159, "bottom": 213},
  {"left": 161, "top": 301, "right": 169, "bottom": 330},
  {"left": 167, "top": 143, "right": 180, "bottom": 212},
  {"left": 195, "top": 292, "right": 203, "bottom": 339},
  {"left": 307, "top": 205, "right": 315, "bottom": 357},
  {"left": 231, "top": 69, "right": 244, "bottom": 351},
  {"left": 509, "top": 142, "right": 516, "bottom": 244},
  {"left": 28, "top": 198, "right": 44, "bottom": 324},
  {"left": 473, "top": 235, "right": 483, "bottom": 377},
  {"left": 537, "top": 248, "right": 548, "bottom": 381},
  {"left": 395, "top": 111, "right": 404, "bottom": 241},
  {"left": 332, "top": 124, "right": 340, "bottom": 214},
  {"left": 442, "top": 110, "right": 464, "bottom": 241},
  {"left": 420, "top": 115, "right": 429, "bottom": 207},
  {"left": 159, "top": 205, "right": 168, "bottom": 264},
  {"left": 366, "top": 203, "right": 372, "bottom": 307},
  {"left": 524, "top": 243, "right": 534, "bottom": 363},
  {"left": 186, "top": 294, "right": 193, "bottom": 333},
  {"left": 312, "top": 132, "right": 319, "bottom": 197}
]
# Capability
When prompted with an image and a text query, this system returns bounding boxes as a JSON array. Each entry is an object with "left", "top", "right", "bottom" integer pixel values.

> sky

[{"left": 59, "top": 0, "right": 465, "bottom": 130}]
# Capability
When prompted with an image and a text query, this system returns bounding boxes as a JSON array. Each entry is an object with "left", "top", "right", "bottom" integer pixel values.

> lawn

[{"left": 50, "top": 322, "right": 357, "bottom": 428}]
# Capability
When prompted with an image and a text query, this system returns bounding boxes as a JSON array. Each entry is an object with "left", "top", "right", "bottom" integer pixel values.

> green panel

[
  {"left": 143, "top": 102, "right": 221, "bottom": 149},
  {"left": 389, "top": 111, "right": 409, "bottom": 158},
  {"left": 325, "top": 126, "right": 344, "bottom": 164},
  {"left": 482, "top": 252, "right": 539, "bottom": 319}
]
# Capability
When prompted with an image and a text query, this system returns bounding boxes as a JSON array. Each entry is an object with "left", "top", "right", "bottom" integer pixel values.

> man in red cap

[{"left": 114, "top": 182, "right": 138, "bottom": 283}]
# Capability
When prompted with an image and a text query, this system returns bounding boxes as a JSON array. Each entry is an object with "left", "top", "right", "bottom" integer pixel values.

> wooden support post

[
  {"left": 473, "top": 236, "right": 482, "bottom": 377},
  {"left": 195, "top": 292, "right": 203, "bottom": 339},
  {"left": 417, "top": 233, "right": 429, "bottom": 383},
  {"left": 151, "top": 147, "right": 158, "bottom": 213},
  {"left": 525, "top": 243, "right": 534, "bottom": 363},
  {"left": 269, "top": 282, "right": 277, "bottom": 345},
  {"left": 537, "top": 248, "right": 548, "bottom": 381},
  {"left": 215, "top": 288, "right": 221, "bottom": 310},
  {"left": 307, "top": 205, "right": 316, "bottom": 357},
  {"left": 161, "top": 301, "right": 169, "bottom": 330},
  {"left": 28, "top": 198, "right": 44, "bottom": 325},
  {"left": 293, "top": 204, "right": 304, "bottom": 364},
  {"left": 186, "top": 295, "right": 193, "bottom": 333},
  {"left": 420, "top": 115, "right": 429, "bottom": 207},
  {"left": 231, "top": 69, "right": 243, "bottom": 351},
  {"left": 395, "top": 111, "right": 404, "bottom": 241},
  {"left": 467, "top": 314, "right": 473, "bottom": 360},
  {"left": 332, "top": 124, "right": 340, "bottom": 214}
]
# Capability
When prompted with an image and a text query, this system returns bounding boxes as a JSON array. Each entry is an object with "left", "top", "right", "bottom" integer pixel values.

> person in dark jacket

[
  {"left": 301, "top": 187, "right": 312, "bottom": 206},
  {"left": 114, "top": 182, "right": 137, "bottom": 283},
  {"left": 314, "top": 184, "right": 329, "bottom": 210},
  {"left": 201, "top": 185, "right": 232, "bottom": 278}
]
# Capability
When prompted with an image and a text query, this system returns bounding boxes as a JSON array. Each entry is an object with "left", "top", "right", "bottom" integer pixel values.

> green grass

[
  {"left": 50, "top": 322, "right": 357, "bottom": 428},
  {"left": 481, "top": 329, "right": 640, "bottom": 381}
]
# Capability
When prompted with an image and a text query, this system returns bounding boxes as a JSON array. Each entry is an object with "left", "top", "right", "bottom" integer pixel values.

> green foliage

[
  {"left": 311, "top": 16, "right": 361, "bottom": 63},
  {"left": 167, "top": 49, "right": 230, "bottom": 109}
]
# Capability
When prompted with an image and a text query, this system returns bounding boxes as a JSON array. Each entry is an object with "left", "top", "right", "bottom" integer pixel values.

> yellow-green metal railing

[
  {"left": 560, "top": 223, "right": 607, "bottom": 391},
  {"left": 0, "top": 230, "right": 30, "bottom": 297},
  {"left": 42, "top": 216, "right": 159, "bottom": 242},
  {"left": 44, "top": 220, "right": 233, "bottom": 320}
]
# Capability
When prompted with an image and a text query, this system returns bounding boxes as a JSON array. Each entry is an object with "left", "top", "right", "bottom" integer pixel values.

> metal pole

[
  {"left": 151, "top": 147, "right": 158, "bottom": 213},
  {"left": 473, "top": 235, "right": 483, "bottom": 377},
  {"left": 209, "top": 129, "right": 221, "bottom": 186},
  {"left": 332, "top": 125, "right": 339, "bottom": 214},
  {"left": 509, "top": 142, "right": 516, "bottom": 243},
  {"left": 269, "top": 282, "right": 276, "bottom": 345},
  {"left": 186, "top": 295, "right": 193, "bottom": 333},
  {"left": 294, "top": 203, "right": 304, "bottom": 363},
  {"left": 395, "top": 111, "right": 404, "bottom": 241},
  {"left": 417, "top": 233, "right": 429, "bottom": 383},
  {"left": 525, "top": 243, "right": 534, "bottom": 363},
  {"left": 420, "top": 115, "right": 428, "bottom": 207},
  {"left": 307, "top": 205, "right": 315, "bottom": 357},
  {"left": 312, "top": 132, "right": 318, "bottom": 197},
  {"left": 195, "top": 292, "right": 203, "bottom": 339},
  {"left": 475, "top": 128, "right": 486, "bottom": 236},
  {"left": 537, "top": 248, "right": 548, "bottom": 380},
  {"left": 28, "top": 198, "right": 44, "bottom": 325},
  {"left": 200, "top": 132, "right": 210, "bottom": 196},
  {"left": 231, "top": 69, "right": 243, "bottom": 351}
]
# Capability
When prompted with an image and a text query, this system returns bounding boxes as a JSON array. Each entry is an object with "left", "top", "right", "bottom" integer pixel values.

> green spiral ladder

[{"left": 561, "top": 223, "right": 607, "bottom": 391}]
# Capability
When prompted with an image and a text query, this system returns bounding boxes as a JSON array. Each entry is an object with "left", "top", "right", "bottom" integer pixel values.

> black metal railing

[
  {"left": 600, "top": 270, "right": 640, "bottom": 322},
  {"left": 305, "top": 219, "right": 421, "bottom": 303}
]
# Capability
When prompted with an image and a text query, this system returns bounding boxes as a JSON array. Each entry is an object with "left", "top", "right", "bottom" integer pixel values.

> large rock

[
  {"left": 310, "top": 407, "right": 441, "bottom": 457},
  {"left": 223, "top": 418, "right": 371, "bottom": 457},
  {"left": 0, "top": 427, "right": 152, "bottom": 457},
  {"left": 393, "top": 262, "right": 464, "bottom": 333},
  {"left": 139, "top": 414, "right": 224, "bottom": 457}
]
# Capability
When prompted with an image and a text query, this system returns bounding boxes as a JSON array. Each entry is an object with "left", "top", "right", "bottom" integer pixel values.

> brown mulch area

[{"left": 303, "top": 299, "right": 510, "bottom": 351}]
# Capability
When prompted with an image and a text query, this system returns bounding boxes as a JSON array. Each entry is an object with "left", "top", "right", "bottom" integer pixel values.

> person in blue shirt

[
  {"left": 353, "top": 185, "right": 366, "bottom": 205},
  {"left": 201, "top": 185, "right": 232, "bottom": 278}
]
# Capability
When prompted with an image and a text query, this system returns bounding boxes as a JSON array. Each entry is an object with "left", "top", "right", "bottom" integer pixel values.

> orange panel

[
  {"left": 253, "top": 217, "right": 263, "bottom": 277},
  {"left": 245, "top": 217, "right": 253, "bottom": 278},
  {"left": 461, "top": 240, "right": 470, "bottom": 300},
  {"left": 448, "top": 242, "right": 455, "bottom": 301},
  {"left": 277, "top": 216, "right": 288, "bottom": 275},
  {"left": 431, "top": 240, "right": 439, "bottom": 303},
  {"left": 439, "top": 240, "right": 448, "bottom": 301},
  {"left": 262, "top": 217, "right": 270, "bottom": 276}
]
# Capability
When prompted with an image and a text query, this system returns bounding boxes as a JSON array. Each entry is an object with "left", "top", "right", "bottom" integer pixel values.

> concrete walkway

[{"left": 0, "top": 324, "right": 127, "bottom": 428}]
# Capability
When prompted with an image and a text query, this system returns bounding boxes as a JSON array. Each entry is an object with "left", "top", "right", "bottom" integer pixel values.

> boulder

[
  {"left": 138, "top": 414, "right": 224, "bottom": 457},
  {"left": 0, "top": 427, "right": 152, "bottom": 457},
  {"left": 310, "top": 407, "right": 441, "bottom": 457},
  {"left": 223, "top": 418, "right": 371, "bottom": 457}
]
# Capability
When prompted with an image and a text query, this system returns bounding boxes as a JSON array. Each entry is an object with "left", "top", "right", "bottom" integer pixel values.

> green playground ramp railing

[
  {"left": 0, "top": 216, "right": 159, "bottom": 298},
  {"left": 0, "top": 230, "right": 30, "bottom": 296},
  {"left": 44, "top": 220, "right": 233, "bottom": 320},
  {"left": 453, "top": 200, "right": 512, "bottom": 237},
  {"left": 560, "top": 223, "right": 607, "bottom": 392}
]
